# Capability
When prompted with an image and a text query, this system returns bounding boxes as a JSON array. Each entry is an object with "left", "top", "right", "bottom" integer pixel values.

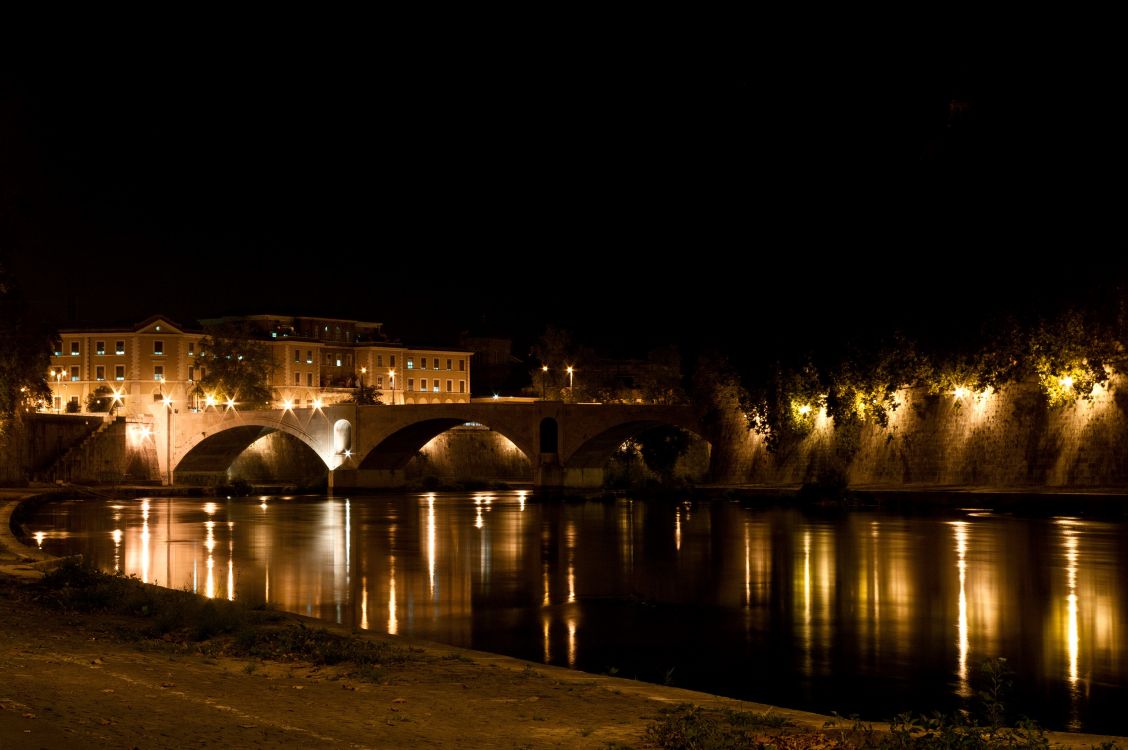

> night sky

[{"left": 2, "top": 36, "right": 1124, "bottom": 363}]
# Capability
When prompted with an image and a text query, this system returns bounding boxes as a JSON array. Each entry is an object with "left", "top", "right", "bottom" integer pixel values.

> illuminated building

[{"left": 46, "top": 313, "right": 472, "bottom": 417}]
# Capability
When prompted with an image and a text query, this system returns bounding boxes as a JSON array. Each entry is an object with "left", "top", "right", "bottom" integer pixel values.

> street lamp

[
  {"left": 541, "top": 365, "right": 548, "bottom": 400},
  {"left": 566, "top": 365, "right": 574, "bottom": 401},
  {"left": 359, "top": 366, "right": 367, "bottom": 387},
  {"left": 388, "top": 368, "right": 396, "bottom": 404}
]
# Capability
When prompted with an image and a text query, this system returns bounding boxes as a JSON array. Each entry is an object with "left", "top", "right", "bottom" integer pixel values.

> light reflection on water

[{"left": 20, "top": 493, "right": 1128, "bottom": 735}]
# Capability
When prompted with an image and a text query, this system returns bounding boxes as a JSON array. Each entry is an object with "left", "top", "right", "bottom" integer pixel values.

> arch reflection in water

[{"left": 20, "top": 494, "right": 1128, "bottom": 736}]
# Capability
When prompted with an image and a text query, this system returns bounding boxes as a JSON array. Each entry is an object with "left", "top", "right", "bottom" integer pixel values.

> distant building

[{"left": 45, "top": 313, "right": 472, "bottom": 418}]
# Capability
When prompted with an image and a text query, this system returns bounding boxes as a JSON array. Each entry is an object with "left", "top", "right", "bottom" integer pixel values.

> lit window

[
  {"left": 96, "top": 366, "right": 105, "bottom": 381},
  {"left": 54, "top": 346, "right": 62, "bottom": 356},
  {"left": 70, "top": 366, "right": 80, "bottom": 381},
  {"left": 153, "top": 340, "right": 164, "bottom": 356},
  {"left": 116, "top": 341, "right": 125, "bottom": 355},
  {"left": 433, "top": 382, "right": 440, "bottom": 393},
  {"left": 96, "top": 341, "right": 105, "bottom": 356},
  {"left": 115, "top": 366, "right": 125, "bottom": 381},
  {"left": 188, "top": 343, "right": 195, "bottom": 357},
  {"left": 336, "top": 358, "right": 342, "bottom": 367},
  {"left": 70, "top": 342, "right": 80, "bottom": 356},
  {"left": 153, "top": 365, "right": 164, "bottom": 381},
  {"left": 306, "top": 350, "right": 313, "bottom": 364},
  {"left": 407, "top": 357, "right": 414, "bottom": 370}
]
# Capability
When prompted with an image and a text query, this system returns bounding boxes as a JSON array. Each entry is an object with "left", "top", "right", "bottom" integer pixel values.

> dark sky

[{"left": 2, "top": 34, "right": 1124, "bottom": 361}]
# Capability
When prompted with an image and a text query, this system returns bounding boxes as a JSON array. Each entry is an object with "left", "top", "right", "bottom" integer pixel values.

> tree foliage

[
  {"left": 0, "top": 263, "right": 53, "bottom": 422},
  {"left": 196, "top": 325, "right": 275, "bottom": 408},
  {"left": 341, "top": 384, "right": 382, "bottom": 405},
  {"left": 85, "top": 385, "right": 115, "bottom": 413},
  {"left": 636, "top": 426, "right": 691, "bottom": 482}
]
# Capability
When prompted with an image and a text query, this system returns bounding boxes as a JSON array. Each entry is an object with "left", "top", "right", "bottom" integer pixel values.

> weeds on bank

[
  {"left": 33, "top": 560, "right": 421, "bottom": 680},
  {"left": 645, "top": 704, "right": 794, "bottom": 750}
]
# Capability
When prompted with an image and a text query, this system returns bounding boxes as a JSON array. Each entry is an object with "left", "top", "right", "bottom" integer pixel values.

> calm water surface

[{"left": 20, "top": 492, "right": 1128, "bottom": 735}]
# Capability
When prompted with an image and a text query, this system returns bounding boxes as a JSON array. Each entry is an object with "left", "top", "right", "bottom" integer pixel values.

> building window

[
  {"left": 335, "top": 357, "right": 342, "bottom": 367},
  {"left": 188, "top": 342, "right": 195, "bottom": 357},
  {"left": 188, "top": 366, "right": 195, "bottom": 381},
  {"left": 390, "top": 355, "right": 396, "bottom": 368},
  {"left": 433, "top": 381, "right": 440, "bottom": 393},
  {"left": 153, "top": 340, "right": 164, "bottom": 355},
  {"left": 459, "top": 359, "right": 465, "bottom": 371},
  {"left": 446, "top": 358, "right": 452, "bottom": 370},
  {"left": 377, "top": 354, "right": 383, "bottom": 368},
  {"left": 407, "top": 378, "right": 414, "bottom": 391},
  {"left": 96, "top": 341, "right": 106, "bottom": 355},
  {"left": 53, "top": 345, "right": 62, "bottom": 356},
  {"left": 307, "top": 373, "right": 313, "bottom": 387},
  {"left": 376, "top": 376, "right": 384, "bottom": 389},
  {"left": 459, "top": 380, "right": 466, "bottom": 393},
  {"left": 446, "top": 379, "right": 452, "bottom": 392},
  {"left": 418, "top": 357, "right": 426, "bottom": 370},
  {"left": 70, "top": 366, "right": 80, "bottom": 381},
  {"left": 95, "top": 366, "right": 105, "bottom": 381},
  {"left": 70, "top": 342, "right": 80, "bottom": 356},
  {"left": 306, "top": 350, "right": 313, "bottom": 364},
  {"left": 294, "top": 372, "right": 301, "bottom": 385},
  {"left": 434, "top": 358, "right": 440, "bottom": 370},
  {"left": 420, "top": 378, "right": 428, "bottom": 391},
  {"left": 153, "top": 365, "right": 164, "bottom": 381},
  {"left": 407, "top": 357, "right": 414, "bottom": 370},
  {"left": 294, "top": 349, "right": 300, "bottom": 363},
  {"left": 115, "top": 365, "right": 125, "bottom": 381},
  {"left": 116, "top": 341, "right": 125, "bottom": 355}
]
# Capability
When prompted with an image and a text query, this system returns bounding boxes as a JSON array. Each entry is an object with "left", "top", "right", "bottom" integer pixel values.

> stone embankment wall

[
  {"left": 0, "top": 414, "right": 152, "bottom": 485},
  {"left": 707, "top": 377, "right": 1128, "bottom": 488}
]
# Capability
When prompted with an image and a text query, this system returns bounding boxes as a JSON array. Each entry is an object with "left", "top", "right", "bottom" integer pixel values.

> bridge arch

[
  {"left": 174, "top": 414, "right": 330, "bottom": 478},
  {"left": 561, "top": 418, "right": 710, "bottom": 472},
  {"left": 358, "top": 418, "right": 536, "bottom": 471}
]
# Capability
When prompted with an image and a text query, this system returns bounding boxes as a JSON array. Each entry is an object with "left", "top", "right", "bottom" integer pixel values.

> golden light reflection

[
  {"left": 33, "top": 530, "right": 45, "bottom": 548},
  {"left": 360, "top": 575, "right": 368, "bottom": 631},
  {"left": 542, "top": 614, "right": 551, "bottom": 663},
  {"left": 1060, "top": 521, "right": 1080, "bottom": 686},
  {"left": 743, "top": 522, "right": 750, "bottom": 606},
  {"left": 204, "top": 520, "right": 216, "bottom": 598},
  {"left": 388, "top": 555, "right": 398, "bottom": 636},
  {"left": 542, "top": 562, "right": 551, "bottom": 607},
  {"left": 567, "top": 617, "right": 577, "bottom": 668},
  {"left": 427, "top": 494, "right": 436, "bottom": 598},
  {"left": 675, "top": 507, "right": 682, "bottom": 551},
  {"left": 112, "top": 529, "right": 122, "bottom": 573},
  {"left": 951, "top": 521, "right": 971, "bottom": 697},
  {"left": 140, "top": 505, "right": 151, "bottom": 584},
  {"left": 518, "top": 490, "right": 526, "bottom": 512}
]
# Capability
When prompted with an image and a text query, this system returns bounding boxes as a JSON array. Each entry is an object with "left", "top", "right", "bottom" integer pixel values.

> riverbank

[{"left": 2, "top": 489, "right": 1126, "bottom": 748}]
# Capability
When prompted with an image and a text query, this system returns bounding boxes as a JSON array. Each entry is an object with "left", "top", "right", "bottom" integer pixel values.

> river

[{"left": 18, "top": 491, "right": 1128, "bottom": 735}]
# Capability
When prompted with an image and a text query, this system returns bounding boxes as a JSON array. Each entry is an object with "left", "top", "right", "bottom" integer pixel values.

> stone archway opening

[
  {"left": 176, "top": 426, "right": 328, "bottom": 486},
  {"left": 561, "top": 419, "right": 711, "bottom": 489}
]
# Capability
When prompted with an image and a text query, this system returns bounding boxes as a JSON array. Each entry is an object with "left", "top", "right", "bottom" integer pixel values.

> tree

[
  {"left": 341, "top": 384, "right": 383, "bottom": 405},
  {"left": 85, "top": 385, "right": 115, "bottom": 413},
  {"left": 636, "top": 426, "right": 691, "bottom": 483},
  {"left": 196, "top": 325, "right": 275, "bottom": 408},
  {"left": 0, "top": 262, "right": 53, "bottom": 424}
]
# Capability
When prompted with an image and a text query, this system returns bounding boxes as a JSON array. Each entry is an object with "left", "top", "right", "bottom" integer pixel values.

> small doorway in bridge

[{"left": 539, "top": 418, "right": 559, "bottom": 454}]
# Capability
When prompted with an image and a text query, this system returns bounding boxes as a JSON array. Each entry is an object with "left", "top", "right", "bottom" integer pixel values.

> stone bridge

[{"left": 163, "top": 402, "right": 705, "bottom": 489}]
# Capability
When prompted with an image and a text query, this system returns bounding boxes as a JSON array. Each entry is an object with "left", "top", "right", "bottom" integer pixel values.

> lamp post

[
  {"left": 566, "top": 365, "right": 574, "bottom": 402},
  {"left": 541, "top": 365, "right": 548, "bottom": 400},
  {"left": 388, "top": 368, "right": 396, "bottom": 404},
  {"left": 359, "top": 366, "right": 366, "bottom": 387}
]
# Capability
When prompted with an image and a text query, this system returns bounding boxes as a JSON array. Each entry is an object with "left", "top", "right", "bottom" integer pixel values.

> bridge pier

[
  {"left": 329, "top": 468, "right": 407, "bottom": 491},
  {"left": 533, "top": 464, "right": 605, "bottom": 490}
]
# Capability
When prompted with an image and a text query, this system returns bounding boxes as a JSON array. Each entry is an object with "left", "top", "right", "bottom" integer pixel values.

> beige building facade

[{"left": 46, "top": 314, "right": 472, "bottom": 419}]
